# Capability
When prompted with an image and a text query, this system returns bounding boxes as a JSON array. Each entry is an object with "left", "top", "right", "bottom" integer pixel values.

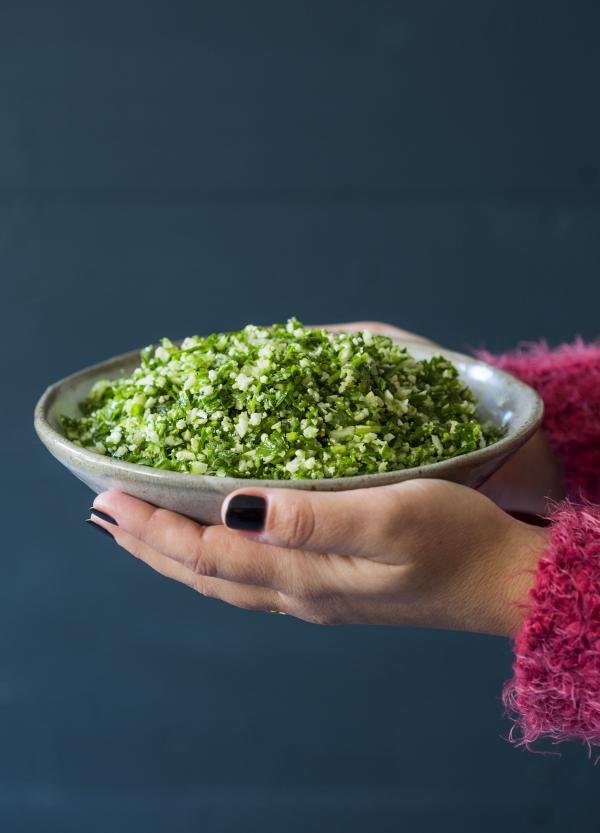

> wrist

[
  {"left": 420, "top": 515, "right": 549, "bottom": 637},
  {"left": 492, "top": 521, "right": 551, "bottom": 638}
]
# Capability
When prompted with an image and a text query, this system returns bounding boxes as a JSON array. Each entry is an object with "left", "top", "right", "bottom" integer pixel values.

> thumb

[{"left": 221, "top": 484, "right": 406, "bottom": 558}]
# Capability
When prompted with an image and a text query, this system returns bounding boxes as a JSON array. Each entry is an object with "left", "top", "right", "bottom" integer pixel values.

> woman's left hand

[{"left": 90, "top": 479, "right": 548, "bottom": 638}]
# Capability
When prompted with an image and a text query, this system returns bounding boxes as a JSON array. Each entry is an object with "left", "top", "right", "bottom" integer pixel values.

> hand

[
  {"left": 318, "top": 321, "right": 565, "bottom": 515},
  {"left": 90, "top": 479, "right": 549, "bottom": 638},
  {"left": 312, "top": 320, "right": 440, "bottom": 347},
  {"left": 477, "top": 429, "right": 565, "bottom": 515}
]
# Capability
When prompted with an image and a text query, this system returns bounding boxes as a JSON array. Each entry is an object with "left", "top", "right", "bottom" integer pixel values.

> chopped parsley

[{"left": 61, "top": 318, "right": 503, "bottom": 479}]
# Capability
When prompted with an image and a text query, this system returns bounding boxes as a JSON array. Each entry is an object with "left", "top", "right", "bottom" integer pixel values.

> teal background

[{"left": 2, "top": 1, "right": 599, "bottom": 830}]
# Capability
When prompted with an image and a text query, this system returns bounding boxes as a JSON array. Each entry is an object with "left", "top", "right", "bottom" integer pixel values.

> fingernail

[
  {"left": 90, "top": 508, "right": 118, "bottom": 526},
  {"left": 225, "top": 495, "right": 266, "bottom": 532},
  {"left": 85, "top": 519, "right": 115, "bottom": 539}
]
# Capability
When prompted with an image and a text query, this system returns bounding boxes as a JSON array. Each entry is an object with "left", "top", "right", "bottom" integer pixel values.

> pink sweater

[{"left": 475, "top": 339, "right": 600, "bottom": 749}]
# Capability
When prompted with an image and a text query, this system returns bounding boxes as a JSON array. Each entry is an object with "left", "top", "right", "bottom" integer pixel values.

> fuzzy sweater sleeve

[{"left": 475, "top": 339, "right": 600, "bottom": 747}]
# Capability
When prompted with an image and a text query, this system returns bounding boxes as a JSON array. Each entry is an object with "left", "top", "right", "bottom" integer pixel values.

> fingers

[
  {"left": 309, "top": 321, "right": 437, "bottom": 345},
  {"left": 89, "top": 515, "right": 286, "bottom": 614},
  {"left": 91, "top": 491, "right": 359, "bottom": 597},
  {"left": 92, "top": 491, "right": 286, "bottom": 589},
  {"left": 88, "top": 491, "right": 411, "bottom": 624},
  {"left": 222, "top": 483, "right": 412, "bottom": 560}
]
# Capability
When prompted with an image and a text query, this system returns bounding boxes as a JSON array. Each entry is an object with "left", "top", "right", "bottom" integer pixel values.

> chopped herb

[{"left": 61, "top": 318, "right": 503, "bottom": 479}]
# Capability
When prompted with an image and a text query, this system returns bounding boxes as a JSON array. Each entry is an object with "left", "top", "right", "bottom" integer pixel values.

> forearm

[
  {"left": 478, "top": 337, "right": 600, "bottom": 746},
  {"left": 503, "top": 501, "right": 600, "bottom": 746}
]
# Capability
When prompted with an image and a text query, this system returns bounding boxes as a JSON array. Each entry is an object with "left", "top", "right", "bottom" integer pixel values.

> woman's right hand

[
  {"left": 91, "top": 476, "right": 548, "bottom": 637},
  {"left": 315, "top": 320, "right": 565, "bottom": 516}
]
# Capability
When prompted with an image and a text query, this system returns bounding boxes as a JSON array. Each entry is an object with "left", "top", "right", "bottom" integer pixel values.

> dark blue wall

[{"left": 2, "top": 2, "right": 599, "bottom": 830}]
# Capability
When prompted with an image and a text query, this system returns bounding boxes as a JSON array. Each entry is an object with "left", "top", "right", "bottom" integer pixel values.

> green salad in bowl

[
  {"left": 60, "top": 318, "right": 503, "bottom": 480},
  {"left": 35, "top": 319, "right": 543, "bottom": 524}
]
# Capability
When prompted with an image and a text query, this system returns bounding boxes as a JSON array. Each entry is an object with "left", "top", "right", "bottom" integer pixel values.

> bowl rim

[{"left": 34, "top": 338, "right": 544, "bottom": 491}]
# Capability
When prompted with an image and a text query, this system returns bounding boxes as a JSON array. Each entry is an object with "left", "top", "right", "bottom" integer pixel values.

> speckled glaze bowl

[{"left": 34, "top": 339, "right": 543, "bottom": 524}]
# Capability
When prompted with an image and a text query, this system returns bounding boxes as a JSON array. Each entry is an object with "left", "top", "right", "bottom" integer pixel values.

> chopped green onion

[{"left": 61, "top": 318, "right": 503, "bottom": 479}]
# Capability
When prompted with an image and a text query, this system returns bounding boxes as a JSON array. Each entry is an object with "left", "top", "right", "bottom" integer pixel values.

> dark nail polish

[
  {"left": 90, "top": 508, "right": 118, "bottom": 526},
  {"left": 85, "top": 519, "right": 115, "bottom": 539},
  {"left": 225, "top": 495, "right": 266, "bottom": 532}
]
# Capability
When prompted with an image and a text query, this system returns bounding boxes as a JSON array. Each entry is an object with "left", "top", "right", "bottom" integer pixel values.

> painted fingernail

[
  {"left": 90, "top": 508, "right": 118, "bottom": 526},
  {"left": 85, "top": 519, "right": 115, "bottom": 539},
  {"left": 225, "top": 495, "right": 266, "bottom": 532}
]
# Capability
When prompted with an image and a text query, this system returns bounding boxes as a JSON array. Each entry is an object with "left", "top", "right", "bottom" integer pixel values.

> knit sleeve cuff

[
  {"left": 474, "top": 338, "right": 600, "bottom": 504},
  {"left": 504, "top": 500, "right": 600, "bottom": 748}
]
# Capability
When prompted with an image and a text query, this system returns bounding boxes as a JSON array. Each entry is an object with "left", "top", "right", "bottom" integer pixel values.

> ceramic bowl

[{"left": 34, "top": 339, "right": 543, "bottom": 524}]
